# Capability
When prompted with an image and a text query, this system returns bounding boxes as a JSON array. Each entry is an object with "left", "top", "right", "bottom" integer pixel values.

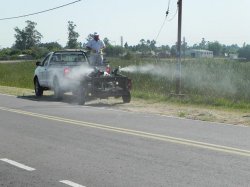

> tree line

[{"left": 1, "top": 20, "right": 250, "bottom": 61}]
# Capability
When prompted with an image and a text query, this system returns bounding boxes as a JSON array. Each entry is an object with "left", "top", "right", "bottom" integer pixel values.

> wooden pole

[{"left": 176, "top": 0, "right": 182, "bottom": 94}]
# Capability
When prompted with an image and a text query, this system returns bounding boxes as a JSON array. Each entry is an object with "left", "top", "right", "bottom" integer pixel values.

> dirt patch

[
  {"left": 113, "top": 100, "right": 250, "bottom": 126},
  {"left": 0, "top": 85, "right": 249, "bottom": 126}
]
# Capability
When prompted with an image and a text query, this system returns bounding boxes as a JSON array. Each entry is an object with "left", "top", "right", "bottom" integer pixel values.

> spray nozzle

[{"left": 112, "top": 66, "right": 121, "bottom": 75}]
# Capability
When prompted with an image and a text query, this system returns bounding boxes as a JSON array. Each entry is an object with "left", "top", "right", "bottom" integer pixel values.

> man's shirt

[{"left": 86, "top": 39, "right": 105, "bottom": 54}]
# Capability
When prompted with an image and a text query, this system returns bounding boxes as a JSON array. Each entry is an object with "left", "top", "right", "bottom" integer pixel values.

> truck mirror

[{"left": 36, "top": 61, "right": 41, "bottom": 66}]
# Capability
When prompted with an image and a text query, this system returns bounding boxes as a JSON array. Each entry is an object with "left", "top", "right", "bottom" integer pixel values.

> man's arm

[{"left": 86, "top": 46, "right": 92, "bottom": 50}]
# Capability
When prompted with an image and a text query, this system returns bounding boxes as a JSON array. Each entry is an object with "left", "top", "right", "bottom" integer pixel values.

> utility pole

[
  {"left": 121, "top": 36, "right": 124, "bottom": 47},
  {"left": 176, "top": 0, "right": 182, "bottom": 94},
  {"left": 183, "top": 37, "right": 186, "bottom": 61}
]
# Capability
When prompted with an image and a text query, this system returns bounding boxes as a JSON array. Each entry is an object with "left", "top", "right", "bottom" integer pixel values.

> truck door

[
  {"left": 42, "top": 56, "right": 51, "bottom": 86},
  {"left": 45, "top": 54, "right": 60, "bottom": 88},
  {"left": 38, "top": 55, "right": 50, "bottom": 86}
]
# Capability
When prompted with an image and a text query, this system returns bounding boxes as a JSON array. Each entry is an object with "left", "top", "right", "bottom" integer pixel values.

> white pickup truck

[{"left": 34, "top": 50, "right": 132, "bottom": 105}]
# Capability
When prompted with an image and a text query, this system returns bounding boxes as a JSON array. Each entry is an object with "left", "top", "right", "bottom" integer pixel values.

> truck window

[
  {"left": 41, "top": 55, "right": 50, "bottom": 66},
  {"left": 60, "top": 53, "right": 87, "bottom": 63},
  {"left": 50, "top": 55, "right": 61, "bottom": 64}
]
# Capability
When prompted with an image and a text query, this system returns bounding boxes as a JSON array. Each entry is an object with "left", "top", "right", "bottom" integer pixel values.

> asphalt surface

[{"left": 0, "top": 93, "right": 249, "bottom": 187}]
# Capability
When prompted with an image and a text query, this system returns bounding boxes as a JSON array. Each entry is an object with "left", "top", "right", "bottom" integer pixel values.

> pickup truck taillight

[
  {"left": 127, "top": 79, "right": 132, "bottom": 90},
  {"left": 64, "top": 67, "right": 71, "bottom": 76}
]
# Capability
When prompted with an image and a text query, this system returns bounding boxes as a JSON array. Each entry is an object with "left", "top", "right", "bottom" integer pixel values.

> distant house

[
  {"left": 157, "top": 51, "right": 171, "bottom": 58},
  {"left": 226, "top": 53, "right": 246, "bottom": 62},
  {"left": 228, "top": 53, "right": 238, "bottom": 60},
  {"left": 187, "top": 49, "right": 213, "bottom": 58},
  {"left": 18, "top": 54, "right": 32, "bottom": 60}
]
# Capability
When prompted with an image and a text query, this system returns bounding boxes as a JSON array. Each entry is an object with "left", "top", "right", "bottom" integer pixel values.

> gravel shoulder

[{"left": 0, "top": 85, "right": 249, "bottom": 126}]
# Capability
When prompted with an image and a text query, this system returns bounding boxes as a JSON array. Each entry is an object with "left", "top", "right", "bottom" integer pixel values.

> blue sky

[{"left": 0, "top": 0, "right": 250, "bottom": 48}]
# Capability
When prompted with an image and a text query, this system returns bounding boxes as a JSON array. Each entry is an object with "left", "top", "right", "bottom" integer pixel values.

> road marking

[
  {"left": 60, "top": 180, "right": 86, "bottom": 187},
  {"left": 0, "top": 106, "right": 250, "bottom": 157},
  {"left": 0, "top": 158, "right": 35, "bottom": 171}
]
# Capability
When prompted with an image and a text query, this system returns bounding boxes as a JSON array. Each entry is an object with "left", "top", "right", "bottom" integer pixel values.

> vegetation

[
  {"left": 14, "top": 20, "right": 43, "bottom": 50},
  {"left": 238, "top": 45, "right": 250, "bottom": 60},
  {"left": 66, "top": 21, "right": 80, "bottom": 49},
  {"left": 0, "top": 61, "right": 35, "bottom": 88},
  {"left": 0, "top": 20, "right": 250, "bottom": 61}
]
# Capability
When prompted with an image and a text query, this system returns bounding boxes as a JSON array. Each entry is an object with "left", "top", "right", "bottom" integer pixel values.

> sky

[{"left": 0, "top": 0, "right": 250, "bottom": 48}]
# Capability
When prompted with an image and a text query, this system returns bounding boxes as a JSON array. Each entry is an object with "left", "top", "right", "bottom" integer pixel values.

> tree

[
  {"left": 39, "top": 42, "right": 62, "bottom": 51},
  {"left": 170, "top": 45, "right": 177, "bottom": 57},
  {"left": 192, "top": 43, "right": 199, "bottom": 49},
  {"left": 227, "top": 44, "right": 240, "bottom": 54},
  {"left": 66, "top": 21, "right": 80, "bottom": 49},
  {"left": 238, "top": 45, "right": 250, "bottom": 60},
  {"left": 105, "top": 45, "right": 125, "bottom": 57},
  {"left": 14, "top": 20, "right": 43, "bottom": 50},
  {"left": 86, "top": 34, "right": 93, "bottom": 42},
  {"left": 199, "top": 38, "right": 207, "bottom": 49},
  {"left": 208, "top": 41, "right": 222, "bottom": 56},
  {"left": 124, "top": 42, "right": 129, "bottom": 49},
  {"left": 103, "top": 37, "right": 111, "bottom": 46},
  {"left": 182, "top": 40, "right": 188, "bottom": 55},
  {"left": 140, "top": 39, "right": 146, "bottom": 45},
  {"left": 149, "top": 40, "right": 156, "bottom": 51}
]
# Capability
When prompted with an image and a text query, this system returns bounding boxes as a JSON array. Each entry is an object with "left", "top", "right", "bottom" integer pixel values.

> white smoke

[
  {"left": 47, "top": 64, "right": 94, "bottom": 89},
  {"left": 120, "top": 64, "right": 174, "bottom": 78},
  {"left": 120, "top": 63, "right": 238, "bottom": 96},
  {"left": 67, "top": 64, "right": 94, "bottom": 80}
]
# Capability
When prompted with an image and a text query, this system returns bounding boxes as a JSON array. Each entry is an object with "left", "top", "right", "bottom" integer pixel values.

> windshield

[{"left": 51, "top": 52, "right": 88, "bottom": 65}]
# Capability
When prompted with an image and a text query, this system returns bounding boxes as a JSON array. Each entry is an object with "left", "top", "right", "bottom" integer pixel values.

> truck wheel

[
  {"left": 34, "top": 78, "right": 43, "bottom": 97},
  {"left": 53, "top": 78, "right": 63, "bottom": 100},
  {"left": 122, "top": 92, "right": 131, "bottom": 103},
  {"left": 77, "top": 86, "right": 86, "bottom": 105}
]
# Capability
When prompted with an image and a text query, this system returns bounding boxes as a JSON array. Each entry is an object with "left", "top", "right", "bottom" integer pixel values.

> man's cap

[{"left": 93, "top": 32, "right": 99, "bottom": 36}]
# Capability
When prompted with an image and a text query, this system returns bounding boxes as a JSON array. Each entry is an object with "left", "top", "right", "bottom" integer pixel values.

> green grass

[{"left": 0, "top": 61, "right": 35, "bottom": 89}]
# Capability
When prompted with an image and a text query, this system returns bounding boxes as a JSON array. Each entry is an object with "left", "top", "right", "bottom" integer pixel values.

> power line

[
  {"left": 147, "top": 0, "right": 172, "bottom": 65},
  {"left": 166, "top": 0, "right": 171, "bottom": 16},
  {"left": 168, "top": 8, "right": 178, "bottom": 21},
  {"left": 0, "top": 0, "right": 82, "bottom": 21},
  {"left": 154, "top": 0, "right": 171, "bottom": 42},
  {"left": 154, "top": 17, "right": 168, "bottom": 42}
]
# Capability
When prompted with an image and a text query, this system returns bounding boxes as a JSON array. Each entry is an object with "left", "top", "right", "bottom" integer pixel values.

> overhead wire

[
  {"left": 146, "top": 0, "right": 172, "bottom": 65},
  {"left": 0, "top": 0, "right": 82, "bottom": 21},
  {"left": 168, "top": 7, "right": 178, "bottom": 21},
  {"left": 154, "top": 17, "right": 168, "bottom": 43},
  {"left": 154, "top": 0, "right": 171, "bottom": 42}
]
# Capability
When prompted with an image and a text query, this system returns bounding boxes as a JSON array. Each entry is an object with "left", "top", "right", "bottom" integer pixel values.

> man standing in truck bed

[{"left": 86, "top": 32, "right": 106, "bottom": 65}]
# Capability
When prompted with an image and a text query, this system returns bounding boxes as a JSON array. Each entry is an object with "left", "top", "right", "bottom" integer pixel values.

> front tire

[
  {"left": 34, "top": 78, "right": 43, "bottom": 97},
  {"left": 122, "top": 92, "right": 131, "bottom": 103}
]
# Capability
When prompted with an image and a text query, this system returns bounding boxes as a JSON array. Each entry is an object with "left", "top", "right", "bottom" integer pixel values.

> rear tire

[
  {"left": 34, "top": 78, "right": 43, "bottom": 97},
  {"left": 53, "top": 78, "right": 63, "bottom": 100},
  {"left": 122, "top": 92, "right": 131, "bottom": 103},
  {"left": 77, "top": 86, "right": 86, "bottom": 105}
]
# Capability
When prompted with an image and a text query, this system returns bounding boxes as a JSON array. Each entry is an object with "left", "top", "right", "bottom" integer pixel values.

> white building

[{"left": 188, "top": 49, "right": 213, "bottom": 58}]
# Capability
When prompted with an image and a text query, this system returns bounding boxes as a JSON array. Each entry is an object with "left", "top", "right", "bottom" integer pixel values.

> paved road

[{"left": 0, "top": 93, "right": 249, "bottom": 187}]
